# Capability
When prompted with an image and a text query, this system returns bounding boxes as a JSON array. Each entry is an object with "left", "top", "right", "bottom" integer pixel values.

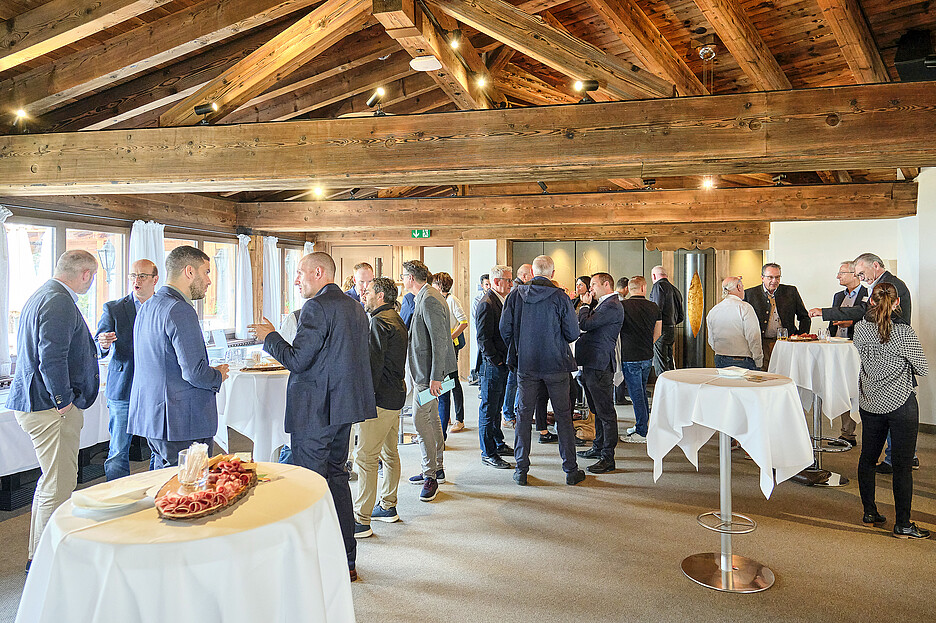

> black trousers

[
  {"left": 516, "top": 372, "right": 578, "bottom": 474},
  {"left": 858, "top": 395, "right": 919, "bottom": 527},
  {"left": 292, "top": 423, "right": 356, "bottom": 569},
  {"left": 653, "top": 324, "right": 676, "bottom": 377},
  {"left": 582, "top": 367, "right": 617, "bottom": 460}
]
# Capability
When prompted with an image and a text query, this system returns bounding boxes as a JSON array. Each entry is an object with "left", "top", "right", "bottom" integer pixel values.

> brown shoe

[
  {"left": 350, "top": 568, "right": 358, "bottom": 582},
  {"left": 450, "top": 421, "right": 465, "bottom": 433},
  {"left": 504, "top": 419, "right": 516, "bottom": 429}
]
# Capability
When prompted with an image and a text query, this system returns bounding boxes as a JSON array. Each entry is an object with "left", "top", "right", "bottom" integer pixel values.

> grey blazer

[{"left": 407, "top": 284, "right": 457, "bottom": 387}]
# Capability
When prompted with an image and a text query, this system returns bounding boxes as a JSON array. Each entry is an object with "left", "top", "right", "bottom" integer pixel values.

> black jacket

[
  {"left": 649, "top": 278, "right": 684, "bottom": 327},
  {"left": 744, "top": 283, "right": 811, "bottom": 336},
  {"left": 822, "top": 271, "right": 911, "bottom": 326},
  {"left": 476, "top": 290, "right": 508, "bottom": 366},
  {"left": 368, "top": 303, "right": 408, "bottom": 411},
  {"left": 576, "top": 296, "right": 624, "bottom": 371},
  {"left": 827, "top": 285, "right": 868, "bottom": 338},
  {"left": 500, "top": 276, "right": 579, "bottom": 374}
]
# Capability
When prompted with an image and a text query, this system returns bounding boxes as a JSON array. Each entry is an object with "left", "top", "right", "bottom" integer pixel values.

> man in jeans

[
  {"left": 476, "top": 265, "right": 513, "bottom": 469},
  {"left": 353, "top": 277, "right": 407, "bottom": 537},
  {"left": 502, "top": 263, "right": 533, "bottom": 429},
  {"left": 401, "top": 260, "right": 456, "bottom": 502},
  {"left": 619, "top": 277, "right": 661, "bottom": 444},
  {"left": 706, "top": 276, "right": 764, "bottom": 371}
]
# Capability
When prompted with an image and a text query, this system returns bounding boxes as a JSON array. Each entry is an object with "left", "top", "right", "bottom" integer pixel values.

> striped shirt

[{"left": 853, "top": 319, "right": 928, "bottom": 413}]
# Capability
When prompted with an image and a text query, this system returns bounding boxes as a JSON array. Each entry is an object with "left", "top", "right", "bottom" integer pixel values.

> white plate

[{"left": 71, "top": 481, "right": 151, "bottom": 510}]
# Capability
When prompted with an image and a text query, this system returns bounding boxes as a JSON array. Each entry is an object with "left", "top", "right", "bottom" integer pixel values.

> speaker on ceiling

[{"left": 894, "top": 30, "right": 936, "bottom": 82}]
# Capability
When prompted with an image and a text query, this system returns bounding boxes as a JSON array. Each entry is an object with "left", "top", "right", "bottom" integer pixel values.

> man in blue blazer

[
  {"left": 574, "top": 273, "right": 625, "bottom": 474},
  {"left": 7, "top": 250, "right": 100, "bottom": 563},
  {"left": 250, "top": 252, "right": 376, "bottom": 582},
  {"left": 95, "top": 259, "right": 159, "bottom": 480},
  {"left": 128, "top": 246, "right": 228, "bottom": 469}
]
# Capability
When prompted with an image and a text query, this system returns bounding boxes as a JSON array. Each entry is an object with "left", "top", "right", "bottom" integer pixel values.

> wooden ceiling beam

[
  {"left": 485, "top": 44, "right": 514, "bottom": 75},
  {"left": 374, "top": 0, "right": 488, "bottom": 109},
  {"left": 310, "top": 71, "right": 441, "bottom": 117},
  {"left": 432, "top": 0, "right": 674, "bottom": 99},
  {"left": 692, "top": 0, "right": 791, "bottom": 91},
  {"left": 3, "top": 82, "right": 935, "bottom": 195},
  {"left": 236, "top": 183, "right": 917, "bottom": 231},
  {"left": 160, "top": 0, "right": 373, "bottom": 126},
  {"left": 492, "top": 62, "right": 577, "bottom": 105},
  {"left": 0, "top": 0, "right": 321, "bottom": 119},
  {"left": 585, "top": 0, "right": 707, "bottom": 96},
  {"left": 433, "top": 9, "right": 506, "bottom": 107},
  {"left": 0, "top": 0, "right": 170, "bottom": 72},
  {"left": 815, "top": 0, "right": 890, "bottom": 84}
]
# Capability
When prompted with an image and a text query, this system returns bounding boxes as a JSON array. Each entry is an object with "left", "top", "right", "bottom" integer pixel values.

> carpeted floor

[{"left": 1, "top": 386, "right": 934, "bottom": 622}]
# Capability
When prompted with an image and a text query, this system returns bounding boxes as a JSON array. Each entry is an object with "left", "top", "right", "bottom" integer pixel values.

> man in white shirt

[{"left": 707, "top": 276, "right": 763, "bottom": 370}]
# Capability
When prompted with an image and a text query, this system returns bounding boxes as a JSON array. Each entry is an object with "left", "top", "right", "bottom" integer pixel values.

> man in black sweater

[
  {"left": 476, "top": 265, "right": 514, "bottom": 469},
  {"left": 649, "top": 266, "right": 684, "bottom": 376}
]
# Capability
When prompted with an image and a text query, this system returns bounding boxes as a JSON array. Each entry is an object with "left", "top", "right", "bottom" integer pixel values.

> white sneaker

[{"left": 624, "top": 434, "right": 647, "bottom": 444}]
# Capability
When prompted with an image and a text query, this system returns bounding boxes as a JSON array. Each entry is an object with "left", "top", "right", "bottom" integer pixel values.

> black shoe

[
  {"left": 566, "top": 469, "right": 586, "bottom": 485},
  {"left": 912, "top": 456, "right": 920, "bottom": 470},
  {"left": 496, "top": 444, "right": 514, "bottom": 455},
  {"left": 615, "top": 398, "right": 633, "bottom": 406},
  {"left": 863, "top": 512, "right": 886, "bottom": 525},
  {"left": 513, "top": 471, "right": 528, "bottom": 486},
  {"left": 837, "top": 436, "right": 857, "bottom": 448},
  {"left": 538, "top": 433, "right": 558, "bottom": 444},
  {"left": 876, "top": 462, "right": 893, "bottom": 474},
  {"left": 587, "top": 458, "right": 615, "bottom": 474},
  {"left": 482, "top": 455, "right": 512, "bottom": 469},
  {"left": 574, "top": 437, "right": 589, "bottom": 447},
  {"left": 894, "top": 523, "right": 930, "bottom": 539},
  {"left": 576, "top": 448, "right": 601, "bottom": 459}
]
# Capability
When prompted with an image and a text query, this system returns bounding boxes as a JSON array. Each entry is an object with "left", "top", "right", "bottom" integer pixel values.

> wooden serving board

[{"left": 155, "top": 469, "right": 258, "bottom": 521}]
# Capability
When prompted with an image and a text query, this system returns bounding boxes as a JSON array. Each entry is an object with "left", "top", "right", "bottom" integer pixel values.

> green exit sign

[{"left": 412, "top": 229, "right": 431, "bottom": 239}]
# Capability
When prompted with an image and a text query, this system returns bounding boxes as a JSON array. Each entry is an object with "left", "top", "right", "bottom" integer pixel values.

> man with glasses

[
  {"left": 744, "top": 262, "right": 811, "bottom": 370},
  {"left": 95, "top": 259, "right": 159, "bottom": 481}
]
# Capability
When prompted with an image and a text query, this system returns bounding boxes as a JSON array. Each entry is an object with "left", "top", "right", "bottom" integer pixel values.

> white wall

[
  {"left": 422, "top": 246, "right": 453, "bottom": 276},
  {"left": 913, "top": 168, "right": 935, "bottom": 426}
]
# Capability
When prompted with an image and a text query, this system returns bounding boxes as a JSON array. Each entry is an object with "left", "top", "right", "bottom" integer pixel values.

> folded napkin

[
  {"left": 72, "top": 481, "right": 151, "bottom": 509},
  {"left": 716, "top": 366, "right": 750, "bottom": 378}
]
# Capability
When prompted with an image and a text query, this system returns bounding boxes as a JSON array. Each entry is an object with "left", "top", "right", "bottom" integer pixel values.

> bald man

[
  {"left": 96, "top": 259, "right": 159, "bottom": 481},
  {"left": 649, "top": 266, "right": 684, "bottom": 375}
]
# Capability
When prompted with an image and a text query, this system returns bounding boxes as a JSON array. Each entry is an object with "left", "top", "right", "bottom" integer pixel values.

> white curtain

[
  {"left": 129, "top": 220, "right": 166, "bottom": 279},
  {"left": 262, "top": 236, "right": 282, "bottom": 324},
  {"left": 0, "top": 207, "right": 12, "bottom": 375},
  {"left": 303, "top": 241, "right": 314, "bottom": 256},
  {"left": 235, "top": 234, "right": 252, "bottom": 340}
]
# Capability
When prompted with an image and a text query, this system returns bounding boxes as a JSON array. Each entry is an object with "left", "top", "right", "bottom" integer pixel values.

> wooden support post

[
  {"left": 454, "top": 240, "right": 471, "bottom": 380},
  {"left": 496, "top": 239, "right": 509, "bottom": 267},
  {"left": 249, "top": 235, "right": 264, "bottom": 324},
  {"left": 714, "top": 249, "right": 731, "bottom": 283}
]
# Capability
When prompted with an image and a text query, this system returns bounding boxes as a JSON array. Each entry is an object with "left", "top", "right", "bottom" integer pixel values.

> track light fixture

[
  {"left": 450, "top": 185, "right": 458, "bottom": 197},
  {"left": 349, "top": 188, "right": 361, "bottom": 199},
  {"left": 449, "top": 29, "right": 461, "bottom": 49},
  {"left": 574, "top": 79, "right": 599, "bottom": 103},
  {"left": 194, "top": 102, "right": 218, "bottom": 116},
  {"left": 366, "top": 87, "right": 386, "bottom": 116},
  {"left": 538, "top": 181, "right": 549, "bottom": 194}
]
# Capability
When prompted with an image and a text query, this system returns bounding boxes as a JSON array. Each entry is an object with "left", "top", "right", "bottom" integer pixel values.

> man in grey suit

[
  {"left": 7, "top": 250, "right": 100, "bottom": 564},
  {"left": 401, "top": 259, "right": 456, "bottom": 503},
  {"left": 250, "top": 252, "right": 376, "bottom": 582},
  {"left": 128, "top": 246, "right": 229, "bottom": 469}
]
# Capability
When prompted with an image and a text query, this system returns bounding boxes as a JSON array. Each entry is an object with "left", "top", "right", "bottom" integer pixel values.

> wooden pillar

[
  {"left": 248, "top": 235, "right": 263, "bottom": 324},
  {"left": 454, "top": 240, "right": 471, "bottom": 381},
  {"left": 714, "top": 249, "right": 731, "bottom": 284},
  {"left": 496, "top": 239, "right": 510, "bottom": 267},
  {"left": 661, "top": 250, "right": 676, "bottom": 281}
]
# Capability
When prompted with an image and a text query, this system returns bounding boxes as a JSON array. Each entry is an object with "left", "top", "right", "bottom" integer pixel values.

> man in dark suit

[
  {"left": 573, "top": 273, "right": 624, "bottom": 474},
  {"left": 129, "top": 246, "right": 228, "bottom": 468},
  {"left": 344, "top": 261, "right": 373, "bottom": 305},
  {"left": 95, "top": 259, "right": 159, "bottom": 481},
  {"left": 649, "top": 266, "right": 684, "bottom": 376},
  {"left": 476, "top": 265, "right": 513, "bottom": 469},
  {"left": 250, "top": 252, "right": 376, "bottom": 581},
  {"left": 744, "top": 262, "right": 811, "bottom": 369},
  {"left": 7, "top": 250, "right": 100, "bottom": 563},
  {"left": 808, "top": 252, "right": 911, "bottom": 326}
]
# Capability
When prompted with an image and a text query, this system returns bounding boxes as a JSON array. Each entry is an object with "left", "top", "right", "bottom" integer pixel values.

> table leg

[
  {"left": 681, "top": 432, "right": 775, "bottom": 593},
  {"left": 811, "top": 394, "right": 849, "bottom": 487}
]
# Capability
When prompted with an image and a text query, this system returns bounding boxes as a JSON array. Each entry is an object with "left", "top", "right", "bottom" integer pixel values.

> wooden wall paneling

[{"left": 454, "top": 239, "right": 471, "bottom": 379}]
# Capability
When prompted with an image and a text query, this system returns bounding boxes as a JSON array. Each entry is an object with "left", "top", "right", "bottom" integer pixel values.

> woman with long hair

[{"left": 853, "top": 282, "right": 929, "bottom": 538}]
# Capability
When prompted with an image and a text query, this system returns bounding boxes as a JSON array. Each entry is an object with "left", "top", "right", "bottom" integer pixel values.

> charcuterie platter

[
  {"left": 155, "top": 455, "right": 257, "bottom": 520},
  {"left": 788, "top": 334, "right": 819, "bottom": 342}
]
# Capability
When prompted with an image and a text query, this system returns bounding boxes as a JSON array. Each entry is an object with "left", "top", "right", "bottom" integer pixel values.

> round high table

[
  {"left": 215, "top": 369, "right": 290, "bottom": 462},
  {"left": 16, "top": 463, "right": 355, "bottom": 623},
  {"left": 648, "top": 369, "right": 813, "bottom": 593},
  {"left": 768, "top": 339, "right": 860, "bottom": 487}
]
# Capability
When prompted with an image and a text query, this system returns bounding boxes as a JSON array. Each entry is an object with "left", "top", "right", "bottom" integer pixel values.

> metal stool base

[
  {"left": 813, "top": 471, "right": 849, "bottom": 487},
  {"left": 681, "top": 553, "right": 775, "bottom": 593}
]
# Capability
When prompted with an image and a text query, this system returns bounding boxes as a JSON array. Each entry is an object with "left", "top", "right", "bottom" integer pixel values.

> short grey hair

[
  {"left": 854, "top": 253, "right": 885, "bottom": 269},
  {"left": 722, "top": 276, "right": 742, "bottom": 298},
  {"left": 54, "top": 250, "right": 97, "bottom": 279},
  {"left": 490, "top": 265, "right": 512, "bottom": 280},
  {"left": 532, "top": 255, "right": 554, "bottom": 277},
  {"left": 840, "top": 260, "right": 855, "bottom": 271}
]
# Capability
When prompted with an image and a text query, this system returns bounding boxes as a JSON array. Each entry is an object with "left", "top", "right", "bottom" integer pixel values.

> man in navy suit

[
  {"left": 95, "top": 259, "right": 159, "bottom": 481},
  {"left": 476, "top": 265, "right": 513, "bottom": 469},
  {"left": 250, "top": 252, "right": 376, "bottom": 582},
  {"left": 7, "top": 250, "right": 100, "bottom": 563},
  {"left": 573, "top": 273, "right": 624, "bottom": 474},
  {"left": 128, "top": 246, "right": 229, "bottom": 469}
]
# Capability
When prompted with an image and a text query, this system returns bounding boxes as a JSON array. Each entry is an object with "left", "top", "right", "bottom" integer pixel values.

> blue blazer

[
  {"left": 264, "top": 283, "right": 376, "bottom": 435},
  {"left": 6, "top": 280, "right": 99, "bottom": 412},
  {"left": 128, "top": 286, "right": 222, "bottom": 442},
  {"left": 96, "top": 293, "right": 137, "bottom": 401},
  {"left": 576, "top": 296, "right": 625, "bottom": 371}
]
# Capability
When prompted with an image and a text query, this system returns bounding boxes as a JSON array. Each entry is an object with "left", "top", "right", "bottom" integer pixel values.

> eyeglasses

[
  {"left": 836, "top": 271, "right": 855, "bottom": 276},
  {"left": 763, "top": 275, "right": 781, "bottom": 281},
  {"left": 400, "top": 273, "right": 412, "bottom": 280},
  {"left": 128, "top": 273, "right": 155, "bottom": 281}
]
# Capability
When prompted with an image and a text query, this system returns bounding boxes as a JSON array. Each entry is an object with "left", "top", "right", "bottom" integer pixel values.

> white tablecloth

[
  {"left": 767, "top": 340, "right": 860, "bottom": 422},
  {"left": 16, "top": 463, "right": 355, "bottom": 623},
  {"left": 215, "top": 370, "right": 289, "bottom": 462},
  {"left": 648, "top": 369, "right": 814, "bottom": 499}
]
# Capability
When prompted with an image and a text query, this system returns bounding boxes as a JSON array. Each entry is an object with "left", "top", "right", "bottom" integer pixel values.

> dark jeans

[
  {"left": 147, "top": 436, "right": 213, "bottom": 470},
  {"left": 438, "top": 352, "right": 465, "bottom": 433},
  {"left": 503, "top": 369, "right": 518, "bottom": 423},
  {"left": 478, "top": 360, "right": 509, "bottom": 458},
  {"left": 653, "top": 324, "right": 676, "bottom": 377},
  {"left": 858, "top": 396, "right": 919, "bottom": 527},
  {"left": 582, "top": 367, "right": 617, "bottom": 460},
  {"left": 622, "top": 360, "right": 653, "bottom": 437},
  {"left": 714, "top": 355, "right": 758, "bottom": 370},
  {"left": 291, "top": 423, "right": 357, "bottom": 569},
  {"left": 515, "top": 372, "right": 578, "bottom": 474}
]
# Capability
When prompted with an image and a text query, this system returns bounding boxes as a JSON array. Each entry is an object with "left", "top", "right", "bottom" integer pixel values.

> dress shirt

[
  {"left": 764, "top": 286, "right": 782, "bottom": 338},
  {"left": 52, "top": 279, "right": 80, "bottom": 303},
  {"left": 706, "top": 295, "right": 764, "bottom": 367}
]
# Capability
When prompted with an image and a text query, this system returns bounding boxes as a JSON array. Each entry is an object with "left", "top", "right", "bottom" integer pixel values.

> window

[
  {"left": 6, "top": 224, "right": 55, "bottom": 356},
  {"left": 164, "top": 237, "right": 196, "bottom": 257},
  {"left": 65, "top": 229, "right": 126, "bottom": 332},
  {"left": 202, "top": 240, "right": 236, "bottom": 332},
  {"left": 282, "top": 247, "right": 303, "bottom": 319}
]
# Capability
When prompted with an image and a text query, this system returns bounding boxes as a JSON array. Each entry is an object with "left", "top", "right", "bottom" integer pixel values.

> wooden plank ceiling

[{"left": 0, "top": 0, "right": 934, "bottom": 244}]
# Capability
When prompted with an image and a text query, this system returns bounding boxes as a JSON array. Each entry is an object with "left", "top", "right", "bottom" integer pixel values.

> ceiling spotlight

[
  {"left": 194, "top": 102, "right": 218, "bottom": 116},
  {"left": 449, "top": 29, "right": 461, "bottom": 49},
  {"left": 573, "top": 79, "right": 599, "bottom": 103},
  {"left": 538, "top": 181, "right": 549, "bottom": 194},
  {"left": 366, "top": 87, "right": 385, "bottom": 108},
  {"left": 14, "top": 109, "right": 26, "bottom": 119},
  {"left": 698, "top": 44, "right": 716, "bottom": 61},
  {"left": 312, "top": 186, "right": 325, "bottom": 199},
  {"left": 642, "top": 178, "right": 656, "bottom": 189},
  {"left": 349, "top": 187, "right": 361, "bottom": 199},
  {"left": 450, "top": 185, "right": 458, "bottom": 197},
  {"left": 476, "top": 75, "right": 487, "bottom": 88},
  {"left": 701, "top": 176, "right": 714, "bottom": 190}
]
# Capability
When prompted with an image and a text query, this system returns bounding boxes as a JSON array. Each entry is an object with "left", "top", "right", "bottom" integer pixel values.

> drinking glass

[
  {"left": 777, "top": 328, "right": 788, "bottom": 341},
  {"left": 226, "top": 347, "right": 245, "bottom": 370},
  {"left": 817, "top": 328, "right": 830, "bottom": 341}
]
